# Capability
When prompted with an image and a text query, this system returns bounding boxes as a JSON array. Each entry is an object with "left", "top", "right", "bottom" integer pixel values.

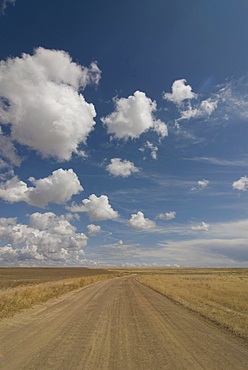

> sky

[{"left": 0, "top": 0, "right": 248, "bottom": 267}]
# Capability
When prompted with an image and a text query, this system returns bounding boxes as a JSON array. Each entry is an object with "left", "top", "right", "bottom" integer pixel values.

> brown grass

[
  {"left": 0, "top": 268, "right": 124, "bottom": 319},
  {"left": 136, "top": 268, "right": 248, "bottom": 339},
  {"left": 0, "top": 267, "right": 113, "bottom": 290}
]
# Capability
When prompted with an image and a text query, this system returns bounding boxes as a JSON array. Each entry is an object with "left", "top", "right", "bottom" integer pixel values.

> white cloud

[
  {"left": 156, "top": 238, "right": 248, "bottom": 266},
  {"left": 214, "top": 79, "right": 248, "bottom": 121},
  {"left": 77, "top": 150, "right": 88, "bottom": 159},
  {"left": 140, "top": 141, "right": 158, "bottom": 160},
  {"left": 0, "top": 176, "right": 28, "bottom": 203},
  {"left": 129, "top": 211, "right": 156, "bottom": 229},
  {"left": 232, "top": 176, "right": 248, "bottom": 191},
  {"left": 191, "top": 222, "right": 209, "bottom": 231},
  {"left": 0, "top": 168, "right": 83, "bottom": 207},
  {"left": 86, "top": 224, "right": 101, "bottom": 236},
  {"left": 0, "top": 158, "right": 9, "bottom": 169},
  {"left": 101, "top": 240, "right": 125, "bottom": 249},
  {"left": 106, "top": 158, "right": 139, "bottom": 177},
  {"left": 0, "top": 134, "right": 22, "bottom": 166},
  {"left": 67, "top": 194, "right": 119, "bottom": 221},
  {"left": 27, "top": 169, "right": 83, "bottom": 207},
  {"left": 200, "top": 99, "right": 218, "bottom": 115},
  {"left": 29, "top": 212, "right": 57, "bottom": 229},
  {"left": 198, "top": 179, "right": 209, "bottom": 188},
  {"left": 29, "top": 212, "right": 76, "bottom": 237},
  {"left": 153, "top": 119, "right": 168, "bottom": 138},
  {"left": 0, "top": 213, "right": 88, "bottom": 265},
  {"left": 0, "top": 245, "right": 18, "bottom": 261},
  {"left": 157, "top": 211, "right": 176, "bottom": 220},
  {"left": 163, "top": 79, "right": 197, "bottom": 105},
  {"left": 0, "top": 47, "right": 101, "bottom": 161},
  {"left": 175, "top": 77, "right": 248, "bottom": 124},
  {"left": 151, "top": 218, "right": 248, "bottom": 239},
  {"left": 210, "top": 219, "right": 248, "bottom": 239},
  {"left": 191, "top": 179, "right": 209, "bottom": 191},
  {"left": 142, "top": 218, "right": 248, "bottom": 266},
  {"left": 101, "top": 91, "right": 167, "bottom": 139},
  {"left": 184, "top": 157, "right": 248, "bottom": 167},
  {"left": 177, "top": 98, "right": 218, "bottom": 121},
  {"left": 66, "top": 212, "right": 81, "bottom": 221},
  {"left": 163, "top": 78, "right": 218, "bottom": 122}
]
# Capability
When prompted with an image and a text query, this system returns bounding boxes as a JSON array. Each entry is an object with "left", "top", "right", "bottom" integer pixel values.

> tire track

[{"left": 0, "top": 276, "right": 247, "bottom": 370}]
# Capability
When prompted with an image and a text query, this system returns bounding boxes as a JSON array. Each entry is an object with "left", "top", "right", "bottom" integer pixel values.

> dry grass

[
  {"left": 0, "top": 267, "right": 113, "bottom": 290},
  {"left": 137, "top": 268, "right": 248, "bottom": 339},
  {"left": 0, "top": 268, "right": 123, "bottom": 319}
]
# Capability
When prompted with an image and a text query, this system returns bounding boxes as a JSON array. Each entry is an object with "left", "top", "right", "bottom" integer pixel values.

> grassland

[
  {"left": 0, "top": 267, "right": 124, "bottom": 319},
  {"left": 135, "top": 268, "right": 248, "bottom": 339},
  {"left": 0, "top": 267, "right": 113, "bottom": 290},
  {"left": 1, "top": 267, "right": 247, "bottom": 340}
]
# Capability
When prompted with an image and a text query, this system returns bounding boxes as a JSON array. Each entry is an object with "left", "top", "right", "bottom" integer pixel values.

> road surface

[{"left": 0, "top": 275, "right": 247, "bottom": 369}]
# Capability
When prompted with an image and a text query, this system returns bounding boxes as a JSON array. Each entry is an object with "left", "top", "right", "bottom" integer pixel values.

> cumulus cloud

[
  {"left": 0, "top": 168, "right": 83, "bottom": 207},
  {"left": 232, "top": 176, "right": 248, "bottom": 191},
  {"left": 67, "top": 194, "right": 119, "bottom": 221},
  {"left": 191, "top": 179, "right": 209, "bottom": 191},
  {"left": 153, "top": 119, "right": 168, "bottom": 138},
  {"left": 86, "top": 224, "right": 101, "bottom": 236},
  {"left": 163, "top": 79, "right": 197, "bottom": 105},
  {"left": 0, "top": 133, "right": 22, "bottom": 166},
  {"left": 0, "top": 47, "right": 101, "bottom": 160},
  {"left": 175, "top": 77, "right": 248, "bottom": 125},
  {"left": 106, "top": 158, "right": 139, "bottom": 177},
  {"left": 0, "top": 213, "right": 88, "bottom": 265},
  {"left": 157, "top": 211, "right": 176, "bottom": 220},
  {"left": 163, "top": 79, "right": 219, "bottom": 123},
  {"left": 29, "top": 212, "right": 76, "bottom": 237},
  {"left": 191, "top": 222, "right": 209, "bottom": 231},
  {"left": 101, "top": 91, "right": 167, "bottom": 140},
  {"left": 129, "top": 211, "right": 156, "bottom": 229},
  {"left": 198, "top": 179, "right": 209, "bottom": 188}
]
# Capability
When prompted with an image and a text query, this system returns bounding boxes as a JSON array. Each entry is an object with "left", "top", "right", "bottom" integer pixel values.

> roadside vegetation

[
  {"left": 0, "top": 267, "right": 114, "bottom": 290},
  {"left": 0, "top": 268, "right": 123, "bottom": 319},
  {"left": 136, "top": 268, "right": 248, "bottom": 339}
]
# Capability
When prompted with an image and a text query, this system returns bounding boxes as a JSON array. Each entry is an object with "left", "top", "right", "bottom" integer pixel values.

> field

[
  {"left": 1, "top": 273, "right": 248, "bottom": 369},
  {"left": 0, "top": 267, "right": 115, "bottom": 289},
  {"left": 0, "top": 267, "right": 124, "bottom": 319},
  {"left": 1, "top": 267, "right": 247, "bottom": 340},
  {"left": 134, "top": 268, "right": 248, "bottom": 339}
]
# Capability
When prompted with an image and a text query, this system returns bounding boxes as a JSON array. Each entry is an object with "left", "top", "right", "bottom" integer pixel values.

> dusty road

[{"left": 0, "top": 276, "right": 247, "bottom": 370}]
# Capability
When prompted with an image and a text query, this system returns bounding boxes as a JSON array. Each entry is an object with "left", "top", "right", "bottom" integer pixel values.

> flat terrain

[
  {"left": 0, "top": 267, "right": 112, "bottom": 290},
  {"left": 0, "top": 267, "right": 121, "bottom": 319},
  {"left": 137, "top": 268, "right": 248, "bottom": 339},
  {"left": 0, "top": 275, "right": 247, "bottom": 370}
]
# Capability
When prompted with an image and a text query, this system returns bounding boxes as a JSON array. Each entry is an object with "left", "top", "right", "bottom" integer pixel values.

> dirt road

[{"left": 0, "top": 275, "right": 247, "bottom": 369}]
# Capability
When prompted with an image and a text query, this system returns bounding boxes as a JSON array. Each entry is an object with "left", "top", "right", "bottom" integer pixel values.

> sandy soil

[{"left": 0, "top": 275, "right": 247, "bottom": 370}]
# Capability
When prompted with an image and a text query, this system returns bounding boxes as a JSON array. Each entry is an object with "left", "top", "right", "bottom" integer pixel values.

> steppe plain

[{"left": 0, "top": 267, "right": 247, "bottom": 369}]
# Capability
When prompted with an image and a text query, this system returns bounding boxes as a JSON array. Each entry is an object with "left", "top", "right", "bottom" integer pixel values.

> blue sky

[{"left": 0, "top": 0, "right": 248, "bottom": 267}]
